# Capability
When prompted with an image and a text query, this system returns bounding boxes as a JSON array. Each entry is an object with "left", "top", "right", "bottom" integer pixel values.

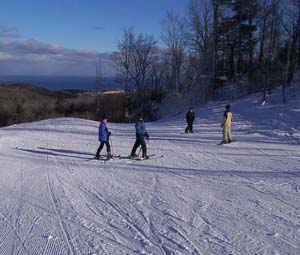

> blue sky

[{"left": 0, "top": 0, "right": 189, "bottom": 76}]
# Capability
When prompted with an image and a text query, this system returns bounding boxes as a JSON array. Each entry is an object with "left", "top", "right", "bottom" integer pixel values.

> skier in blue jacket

[
  {"left": 95, "top": 117, "right": 112, "bottom": 160},
  {"left": 130, "top": 113, "right": 149, "bottom": 160}
]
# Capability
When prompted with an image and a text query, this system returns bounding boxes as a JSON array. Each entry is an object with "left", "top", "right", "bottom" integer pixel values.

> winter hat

[{"left": 225, "top": 104, "right": 231, "bottom": 109}]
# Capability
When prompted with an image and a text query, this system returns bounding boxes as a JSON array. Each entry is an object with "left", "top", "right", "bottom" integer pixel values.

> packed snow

[{"left": 0, "top": 87, "right": 299, "bottom": 254}]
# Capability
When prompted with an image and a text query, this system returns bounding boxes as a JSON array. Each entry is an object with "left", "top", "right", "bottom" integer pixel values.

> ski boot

[
  {"left": 107, "top": 153, "right": 113, "bottom": 160},
  {"left": 139, "top": 155, "right": 149, "bottom": 161}
]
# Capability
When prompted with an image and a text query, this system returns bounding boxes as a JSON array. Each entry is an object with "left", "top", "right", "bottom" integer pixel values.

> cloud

[
  {"left": 0, "top": 40, "right": 97, "bottom": 60},
  {"left": 0, "top": 25, "right": 21, "bottom": 38},
  {"left": 90, "top": 26, "right": 105, "bottom": 31},
  {"left": 0, "top": 39, "right": 115, "bottom": 76}
]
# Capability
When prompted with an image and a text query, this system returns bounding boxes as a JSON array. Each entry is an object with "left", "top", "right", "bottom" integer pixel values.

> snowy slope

[{"left": 0, "top": 88, "right": 299, "bottom": 255}]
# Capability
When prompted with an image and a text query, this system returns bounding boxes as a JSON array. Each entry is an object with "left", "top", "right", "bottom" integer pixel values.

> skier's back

[
  {"left": 130, "top": 114, "right": 149, "bottom": 160},
  {"left": 221, "top": 105, "right": 233, "bottom": 144}
]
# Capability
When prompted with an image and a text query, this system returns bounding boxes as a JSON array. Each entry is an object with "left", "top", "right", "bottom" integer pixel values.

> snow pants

[
  {"left": 185, "top": 122, "right": 194, "bottom": 133},
  {"left": 96, "top": 141, "right": 111, "bottom": 157},
  {"left": 131, "top": 134, "right": 147, "bottom": 157},
  {"left": 223, "top": 126, "right": 231, "bottom": 142}
]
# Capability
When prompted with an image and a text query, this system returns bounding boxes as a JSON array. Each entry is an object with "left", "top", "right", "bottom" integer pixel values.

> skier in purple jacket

[{"left": 95, "top": 117, "right": 112, "bottom": 160}]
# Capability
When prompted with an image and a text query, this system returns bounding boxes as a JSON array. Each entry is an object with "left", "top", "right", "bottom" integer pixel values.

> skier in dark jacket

[
  {"left": 130, "top": 114, "right": 149, "bottom": 160},
  {"left": 95, "top": 117, "right": 112, "bottom": 160},
  {"left": 185, "top": 107, "right": 195, "bottom": 133}
]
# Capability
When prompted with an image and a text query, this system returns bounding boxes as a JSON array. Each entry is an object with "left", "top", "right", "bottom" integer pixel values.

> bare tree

[
  {"left": 188, "top": 0, "right": 213, "bottom": 57},
  {"left": 95, "top": 55, "right": 103, "bottom": 91},
  {"left": 211, "top": 0, "right": 221, "bottom": 99},
  {"left": 187, "top": 0, "right": 214, "bottom": 95},
  {"left": 280, "top": 0, "right": 300, "bottom": 102},
  {"left": 161, "top": 11, "right": 187, "bottom": 94},
  {"left": 113, "top": 27, "right": 135, "bottom": 93},
  {"left": 114, "top": 28, "right": 157, "bottom": 92},
  {"left": 131, "top": 33, "right": 157, "bottom": 90}
]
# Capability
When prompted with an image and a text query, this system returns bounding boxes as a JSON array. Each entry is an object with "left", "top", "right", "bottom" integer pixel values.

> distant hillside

[{"left": 0, "top": 84, "right": 128, "bottom": 127}]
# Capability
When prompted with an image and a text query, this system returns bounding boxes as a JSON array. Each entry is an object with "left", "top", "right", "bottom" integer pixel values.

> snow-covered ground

[{"left": 0, "top": 87, "right": 299, "bottom": 255}]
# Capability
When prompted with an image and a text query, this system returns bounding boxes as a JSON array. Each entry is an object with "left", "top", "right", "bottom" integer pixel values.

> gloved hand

[
  {"left": 145, "top": 132, "right": 149, "bottom": 140},
  {"left": 220, "top": 124, "right": 224, "bottom": 128},
  {"left": 108, "top": 131, "right": 111, "bottom": 136}
]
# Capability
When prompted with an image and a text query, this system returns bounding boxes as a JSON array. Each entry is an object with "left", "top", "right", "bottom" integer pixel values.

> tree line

[{"left": 113, "top": 0, "right": 300, "bottom": 106}]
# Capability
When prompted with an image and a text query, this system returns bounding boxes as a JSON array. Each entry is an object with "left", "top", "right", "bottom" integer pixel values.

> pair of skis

[
  {"left": 87, "top": 154, "right": 162, "bottom": 162},
  {"left": 116, "top": 154, "right": 158, "bottom": 161}
]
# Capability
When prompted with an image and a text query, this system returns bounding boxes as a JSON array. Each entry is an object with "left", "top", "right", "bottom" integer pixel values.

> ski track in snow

[{"left": 0, "top": 90, "right": 300, "bottom": 254}]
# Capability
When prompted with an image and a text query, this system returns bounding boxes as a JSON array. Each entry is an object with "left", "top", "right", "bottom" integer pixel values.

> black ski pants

[
  {"left": 131, "top": 134, "right": 147, "bottom": 157},
  {"left": 96, "top": 141, "right": 111, "bottom": 157},
  {"left": 185, "top": 121, "right": 194, "bottom": 133}
]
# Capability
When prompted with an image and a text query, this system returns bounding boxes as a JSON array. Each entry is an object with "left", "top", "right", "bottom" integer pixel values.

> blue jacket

[
  {"left": 98, "top": 122, "right": 109, "bottom": 142},
  {"left": 135, "top": 120, "right": 147, "bottom": 136}
]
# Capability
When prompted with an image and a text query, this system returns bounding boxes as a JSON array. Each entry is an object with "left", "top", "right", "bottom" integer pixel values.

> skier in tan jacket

[{"left": 220, "top": 104, "right": 233, "bottom": 144}]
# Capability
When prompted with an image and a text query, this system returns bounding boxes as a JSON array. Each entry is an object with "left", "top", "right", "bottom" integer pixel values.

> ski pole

[
  {"left": 145, "top": 138, "right": 149, "bottom": 156},
  {"left": 110, "top": 137, "right": 114, "bottom": 156},
  {"left": 137, "top": 146, "right": 142, "bottom": 157}
]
